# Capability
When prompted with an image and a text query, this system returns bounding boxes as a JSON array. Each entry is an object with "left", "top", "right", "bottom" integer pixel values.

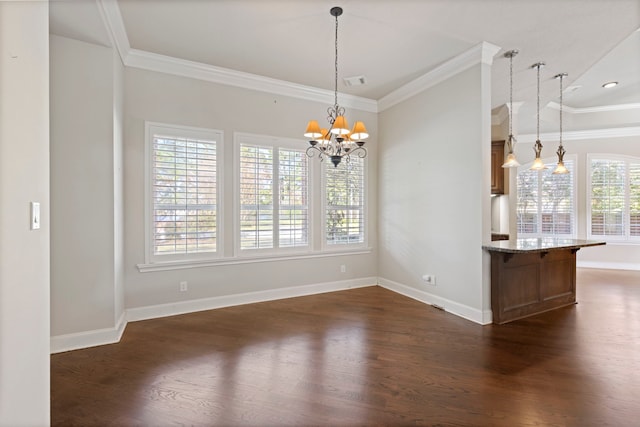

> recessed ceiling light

[{"left": 602, "top": 81, "right": 618, "bottom": 88}]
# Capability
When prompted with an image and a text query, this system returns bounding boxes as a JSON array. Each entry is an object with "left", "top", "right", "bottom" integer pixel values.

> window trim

[
  {"left": 144, "top": 121, "right": 224, "bottom": 264},
  {"left": 516, "top": 154, "right": 577, "bottom": 238},
  {"left": 587, "top": 153, "right": 640, "bottom": 243},
  {"left": 321, "top": 154, "right": 369, "bottom": 251},
  {"left": 233, "top": 132, "right": 315, "bottom": 257}
]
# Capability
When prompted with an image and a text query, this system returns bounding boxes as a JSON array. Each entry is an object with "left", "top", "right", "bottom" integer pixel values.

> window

[
  {"left": 145, "top": 122, "right": 222, "bottom": 263},
  {"left": 588, "top": 155, "right": 640, "bottom": 242},
  {"left": 324, "top": 157, "right": 366, "bottom": 246},
  {"left": 236, "top": 134, "right": 310, "bottom": 254},
  {"left": 517, "top": 157, "right": 576, "bottom": 237}
]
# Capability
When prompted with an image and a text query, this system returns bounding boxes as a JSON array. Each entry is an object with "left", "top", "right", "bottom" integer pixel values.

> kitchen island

[{"left": 483, "top": 238, "right": 605, "bottom": 324}]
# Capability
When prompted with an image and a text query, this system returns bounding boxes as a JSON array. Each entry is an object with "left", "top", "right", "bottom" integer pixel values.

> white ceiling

[{"left": 50, "top": 0, "right": 639, "bottom": 132}]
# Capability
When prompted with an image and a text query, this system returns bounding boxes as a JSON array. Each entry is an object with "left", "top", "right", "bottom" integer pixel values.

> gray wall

[
  {"left": 377, "top": 64, "right": 493, "bottom": 321},
  {"left": 123, "top": 67, "right": 379, "bottom": 310},
  {"left": 50, "top": 34, "right": 125, "bottom": 338}
]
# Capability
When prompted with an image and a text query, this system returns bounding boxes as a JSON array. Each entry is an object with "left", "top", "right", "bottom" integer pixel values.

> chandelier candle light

[
  {"left": 530, "top": 61, "right": 548, "bottom": 171},
  {"left": 553, "top": 72, "right": 569, "bottom": 175},
  {"left": 502, "top": 50, "right": 520, "bottom": 168},
  {"left": 304, "top": 6, "right": 368, "bottom": 167}
]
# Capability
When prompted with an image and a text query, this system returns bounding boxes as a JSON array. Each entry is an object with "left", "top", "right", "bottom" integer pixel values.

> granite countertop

[{"left": 482, "top": 238, "right": 606, "bottom": 254}]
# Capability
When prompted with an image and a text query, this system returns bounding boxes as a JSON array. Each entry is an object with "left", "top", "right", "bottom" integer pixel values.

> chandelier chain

[
  {"left": 536, "top": 65, "right": 540, "bottom": 140},
  {"left": 509, "top": 53, "right": 513, "bottom": 138},
  {"left": 559, "top": 74, "right": 564, "bottom": 148},
  {"left": 334, "top": 11, "right": 339, "bottom": 108}
]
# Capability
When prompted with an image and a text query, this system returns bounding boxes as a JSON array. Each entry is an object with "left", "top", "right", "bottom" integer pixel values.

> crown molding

[
  {"left": 517, "top": 126, "right": 640, "bottom": 143},
  {"left": 547, "top": 101, "right": 640, "bottom": 114},
  {"left": 125, "top": 48, "right": 378, "bottom": 112},
  {"left": 491, "top": 105, "right": 509, "bottom": 125},
  {"left": 378, "top": 41, "right": 501, "bottom": 112},
  {"left": 491, "top": 101, "right": 524, "bottom": 126},
  {"left": 96, "top": 0, "right": 377, "bottom": 112}
]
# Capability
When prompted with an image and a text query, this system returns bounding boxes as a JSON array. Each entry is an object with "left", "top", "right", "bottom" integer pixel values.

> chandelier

[{"left": 304, "top": 6, "right": 368, "bottom": 168}]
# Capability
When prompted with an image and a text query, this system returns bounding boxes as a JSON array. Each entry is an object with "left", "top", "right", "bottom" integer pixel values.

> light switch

[{"left": 30, "top": 202, "right": 40, "bottom": 230}]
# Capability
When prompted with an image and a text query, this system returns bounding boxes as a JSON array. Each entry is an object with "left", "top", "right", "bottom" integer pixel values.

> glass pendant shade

[
  {"left": 530, "top": 156, "right": 546, "bottom": 170},
  {"left": 502, "top": 152, "right": 520, "bottom": 168},
  {"left": 304, "top": 120, "right": 322, "bottom": 139},
  {"left": 553, "top": 162, "right": 569, "bottom": 174},
  {"left": 350, "top": 121, "right": 369, "bottom": 140},
  {"left": 330, "top": 116, "right": 350, "bottom": 135}
]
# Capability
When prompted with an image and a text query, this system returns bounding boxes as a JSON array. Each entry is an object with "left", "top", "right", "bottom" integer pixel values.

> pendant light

[
  {"left": 502, "top": 50, "right": 520, "bottom": 168},
  {"left": 552, "top": 72, "right": 569, "bottom": 174},
  {"left": 530, "top": 62, "right": 547, "bottom": 171},
  {"left": 304, "top": 6, "right": 368, "bottom": 168}
]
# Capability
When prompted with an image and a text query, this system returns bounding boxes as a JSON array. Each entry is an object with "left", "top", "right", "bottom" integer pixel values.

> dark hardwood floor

[{"left": 51, "top": 268, "right": 640, "bottom": 426}]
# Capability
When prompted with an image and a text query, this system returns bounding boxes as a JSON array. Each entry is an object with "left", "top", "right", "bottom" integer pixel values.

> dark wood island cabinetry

[{"left": 483, "top": 238, "right": 605, "bottom": 324}]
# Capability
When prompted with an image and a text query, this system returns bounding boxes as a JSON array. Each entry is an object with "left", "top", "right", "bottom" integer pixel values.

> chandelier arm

[{"left": 352, "top": 147, "right": 367, "bottom": 159}]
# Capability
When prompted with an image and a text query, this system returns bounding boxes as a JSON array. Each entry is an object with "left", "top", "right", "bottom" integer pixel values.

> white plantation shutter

[
  {"left": 238, "top": 135, "right": 309, "bottom": 253},
  {"left": 239, "top": 144, "right": 274, "bottom": 249},
  {"left": 590, "top": 159, "right": 625, "bottom": 237},
  {"left": 541, "top": 164, "right": 574, "bottom": 235},
  {"left": 279, "top": 149, "right": 309, "bottom": 247},
  {"left": 589, "top": 156, "right": 640, "bottom": 241},
  {"left": 631, "top": 162, "right": 640, "bottom": 237},
  {"left": 517, "top": 169, "right": 539, "bottom": 234},
  {"left": 149, "top": 124, "right": 221, "bottom": 261},
  {"left": 325, "top": 157, "right": 365, "bottom": 245},
  {"left": 517, "top": 158, "right": 575, "bottom": 237}
]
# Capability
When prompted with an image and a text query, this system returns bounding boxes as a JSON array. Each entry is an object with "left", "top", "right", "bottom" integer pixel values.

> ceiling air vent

[{"left": 343, "top": 75, "right": 367, "bottom": 87}]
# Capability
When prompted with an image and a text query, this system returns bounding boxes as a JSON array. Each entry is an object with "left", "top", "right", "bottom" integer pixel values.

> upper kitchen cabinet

[{"left": 491, "top": 140, "right": 505, "bottom": 195}]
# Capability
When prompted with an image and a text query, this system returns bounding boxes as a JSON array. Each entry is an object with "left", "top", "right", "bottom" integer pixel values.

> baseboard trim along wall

[
  {"left": 377, "top": 277, "right": 492, "bottom": 325},
  {"left": 577, "top": 261, "right": 640, "bottom": 271},
  {"left": 50, "top": 311, "right": 127, "bottom": 354},
  {"left": 50, "top": 277, "right": 376, "bottom": 353},
  {"left": 126, "top": 277, "right": 377, "bottom": 322}
]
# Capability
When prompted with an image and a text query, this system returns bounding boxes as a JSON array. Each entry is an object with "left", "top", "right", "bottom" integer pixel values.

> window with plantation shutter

[
  {"left": 146, "top": 123, "right": 222, "bottom": 263},
  {"left": 237, "top": 134, "right": 309, "bottom": 254},
  {"left": 588, "top": 155, "right": 640, "bottom": 242},
  {"left": 631, "top": 163, "right": 640, "bottom": 237},
  {"left": 325, "top": 157, "right": 366, "bottom": 246},
  {"left": 516, "top": 157, "right": 576, "bottom": 238}
]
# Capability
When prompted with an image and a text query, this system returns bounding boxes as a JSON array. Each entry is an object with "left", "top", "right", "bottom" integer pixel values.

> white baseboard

[
  {"left": 126, "top": 277, "right": 377, "bottom": 322},
  {"left": 52, "top": 275, "right": 498, "bottom": 353},
  {"left": 377, "top": 277, "right": 492, "bottom": 325},
  {"left": 577, "top": 261, "right": 640, "bottom": 271},
  {"left": 51, "top": 310, "right": 127, "bottom": 354}
]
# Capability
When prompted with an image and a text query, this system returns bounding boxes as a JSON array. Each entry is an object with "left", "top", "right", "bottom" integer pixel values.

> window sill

[{"left": 136, "top": 247, "right": 373, "bottom": 273}]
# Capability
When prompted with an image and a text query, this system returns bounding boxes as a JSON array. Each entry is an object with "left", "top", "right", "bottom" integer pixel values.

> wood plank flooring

[{"left": 51, "top": 268, "right": 640, "bottom": 426}]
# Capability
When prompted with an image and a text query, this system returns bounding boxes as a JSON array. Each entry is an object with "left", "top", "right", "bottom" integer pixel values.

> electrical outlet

[
  {"left": 422, "top": 274, "right": 436, "bottom": 286},
  {"left": 179, "top": 281, "right": 188, "bottom": 292},
  {"left": 340, "top": 264, "right": 346, "bottom": 273}
]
